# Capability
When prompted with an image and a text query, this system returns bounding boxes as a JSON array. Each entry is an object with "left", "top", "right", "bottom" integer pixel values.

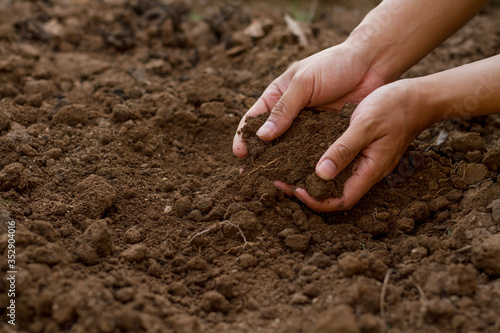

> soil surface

[{"left": 1, "top": 1, "right": 500, "bottom": 333}]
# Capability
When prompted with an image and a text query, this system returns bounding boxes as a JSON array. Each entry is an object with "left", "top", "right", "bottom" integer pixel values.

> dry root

[{"left": 188, "top": 220, "right": 248, "bottom": 251}]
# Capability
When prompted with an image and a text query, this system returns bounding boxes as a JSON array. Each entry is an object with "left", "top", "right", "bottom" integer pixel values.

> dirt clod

[
  {"left": 52, "top": 104, "right": 88, "bottom": 126},
  {"left": 285, "top": 233, "right": 311, "bottom": 252},
  {"left": 124, "top": 226, "right": 143, "bottom": 244},
  {"left": 311, "top": 305, "right": 359, "bottom": 333},
  {"left": 121, "top": 244, "right": 148, "bottom": 262},
  {"left": 451, "top": 132, "right": 484, "bottom": 152},
  {"left": 201, "top": 291, "right": 230, "bottom": 313},
  {"left": 74, "top": 219, "right": 113, "bottom": 265},
  {"left": 471, "top": 234, "right": 500, "bottom": 276},
  {"left": 174, "top": 196, "right": 192, "bottom": 217},
  {"left": 0, "top": 162, "right": 28, "bottom": 192},
  {"left": 401, "top": 201, "right": 430, "bottom": 223},
  {"left": 239, "top": 253, "right": 258, "bottom": 268},
  {"left": 73, "top": 175, "right": 117, "bottom": 218}
]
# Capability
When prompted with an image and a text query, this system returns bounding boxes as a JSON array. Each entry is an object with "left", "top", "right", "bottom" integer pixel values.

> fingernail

[
  {"left": 256, "top": 121, "right": 275, "bottom": 138},
  {"left": 316, "top": 159, "right": 337, "bottom": 180}
]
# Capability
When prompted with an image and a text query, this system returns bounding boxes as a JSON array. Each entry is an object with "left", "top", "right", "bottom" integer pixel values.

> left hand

[{"left": 276, "top": 79, "right": 435, "bottom": 212}]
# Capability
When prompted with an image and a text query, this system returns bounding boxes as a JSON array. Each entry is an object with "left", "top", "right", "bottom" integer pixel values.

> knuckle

[
  {"left": 342, "top": 199, "right": 355, "bottom": 211},
  {"left": 294, "top": 70, "right": 313, "bottom": 83},
  {"left": 334, "top": 143, "right": 353, "bottom": 165},
  {"left": 271, "top": 99, "right": 289, "bottom": 118}
]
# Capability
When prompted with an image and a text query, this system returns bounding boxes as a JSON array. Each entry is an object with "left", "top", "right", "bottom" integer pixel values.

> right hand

[{"left": 232, "top": 42, "right": 386, "bottom": 158}]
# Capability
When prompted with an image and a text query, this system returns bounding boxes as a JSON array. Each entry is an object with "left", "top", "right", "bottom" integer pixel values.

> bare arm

[
  {"left": 295, "top": 56, "right": 500, "bottom": 212},
  {"left": 349, "top": 0, "right": 491, "bottom": 83},
  {"left": 423, "top": 55, "right": 500, "bottom": 122}
]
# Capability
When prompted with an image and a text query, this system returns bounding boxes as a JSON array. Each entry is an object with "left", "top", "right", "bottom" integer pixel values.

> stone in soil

[{"left": 240, "top": 103, "right": 356, "bottom": 201}]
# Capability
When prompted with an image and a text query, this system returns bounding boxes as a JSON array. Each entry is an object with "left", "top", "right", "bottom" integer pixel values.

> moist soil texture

[
  {"left": 1, "top": 1, "right": 500, "bottom": 333},
  {"left": 241, "top": 103, "right": 356, "bottom": 201}
]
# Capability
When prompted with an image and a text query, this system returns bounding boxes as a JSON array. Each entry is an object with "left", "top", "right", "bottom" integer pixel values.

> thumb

[
  {"left": 256, "top": 75, "right": 312, "bottom": 141},
  {"left": 316, "top": 123, "right": 371, "bottom": 180}
]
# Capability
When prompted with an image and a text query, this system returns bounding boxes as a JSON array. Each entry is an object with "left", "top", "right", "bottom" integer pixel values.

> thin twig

[
  {"left": 188, "top": 220, "right": 248, "bottom": 250},
  {"left": 307, "top": 0, "right": 319, "bottom": 23},
  {"left": 432, "top": 188, "right": 448, "bottom": 199},
  {"left": 380, "top": 269, "right": 392, "bottom": 321},
  {"left": 452, "top": 160, "right": 464, "bottom": 176},
  {"left": 188, "top": 226, "right": 215, "bottom": 244},
  {"left": 225, "top": 220, "right": 247, "bottom": 247},
  {"left": 415, "top": 283, "right": 429, "bottom": 315},
  {"left": 242, "top": 157, "right": 281, "bottom": 179},
  {"left": 456, "top": 245, "right": 472, "bottom": 253}
]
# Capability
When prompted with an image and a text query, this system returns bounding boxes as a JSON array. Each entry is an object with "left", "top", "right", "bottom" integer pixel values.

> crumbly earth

[
  {"left": 241, "top": 103, "right": 356, "bottom": 201},
  {"left": 1, "top": 1, "right": 500, "bottom": 333}
]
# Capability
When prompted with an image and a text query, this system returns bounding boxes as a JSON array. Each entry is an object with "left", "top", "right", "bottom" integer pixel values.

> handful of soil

[{"left": 240, "top": 103, "right": 357, "bottom": 201}]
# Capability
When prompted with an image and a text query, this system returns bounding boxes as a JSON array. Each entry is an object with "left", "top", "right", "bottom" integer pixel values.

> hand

[
  {"left": 233, "top": 42, "right": 385, "bottom": 158},
  {"left": 276, "top": 80, "right": 435, "bottom": 212}
]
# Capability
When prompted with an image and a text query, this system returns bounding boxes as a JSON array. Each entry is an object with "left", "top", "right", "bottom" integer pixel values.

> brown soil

[
  {"left": 1, "top": 1, "right": 500, "bottom": 333},
  {"left": 241, "top": 103, "right": 356, "bottom": 201}
]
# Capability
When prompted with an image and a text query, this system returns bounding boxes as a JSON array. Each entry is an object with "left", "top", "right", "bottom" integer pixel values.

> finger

[
  {"left": 294, "top": 153, "right": 390, "bottom": 212},
  {"left": 293, "top": 187, "right": 346, "bottom": 212},
  {"left": 232, "top": 80, "right": 286, "bottom": 157},
  {"left": 316, "top": 122, "right": 372, "bottom": 181},
  {"left": 256, "top": 74, "right": 313, "bottom": 141},
  {"left": 233, "top": 97, "right": 268, "bottom": 158},
  {"left": 274, "top": 180, "right": 294, "bottom": 196},
  {"left": 339, "top": 150, "right": 397, "bottom": 209}
]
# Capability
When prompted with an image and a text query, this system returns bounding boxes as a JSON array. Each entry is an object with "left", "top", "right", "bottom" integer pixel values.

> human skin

[{"left": 233, "top": 0, "right": 495, "bottom": 212}]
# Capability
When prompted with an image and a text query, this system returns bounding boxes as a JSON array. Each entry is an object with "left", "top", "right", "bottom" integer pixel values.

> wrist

[
  {"left": 408, "top": 76, "right": 448, "bottom": 128},
  {"left": 346, "top": 24, "right": 403, "bottom": 86}
]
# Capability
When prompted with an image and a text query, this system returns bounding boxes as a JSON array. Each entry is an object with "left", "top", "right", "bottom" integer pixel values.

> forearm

[
  {"left": 347, "top": 0, "right": 490, "bottom": 83},
  {"left": 417, "top": 55, "right": 500, "bottom": 124}
]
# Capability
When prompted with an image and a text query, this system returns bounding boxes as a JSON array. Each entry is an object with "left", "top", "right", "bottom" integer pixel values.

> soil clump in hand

[{"left": 241, "top": 103, "right": 357, "bottom": 201}]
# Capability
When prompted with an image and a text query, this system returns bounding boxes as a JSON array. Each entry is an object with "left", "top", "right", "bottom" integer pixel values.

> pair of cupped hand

[{"left": 232, "top": 44, "right": 430, "bottom": 212}]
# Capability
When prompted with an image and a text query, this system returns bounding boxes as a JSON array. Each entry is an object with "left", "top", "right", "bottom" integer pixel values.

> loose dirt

[{"left": 1, "top": 1, "right": 500, "bottom": 333}]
